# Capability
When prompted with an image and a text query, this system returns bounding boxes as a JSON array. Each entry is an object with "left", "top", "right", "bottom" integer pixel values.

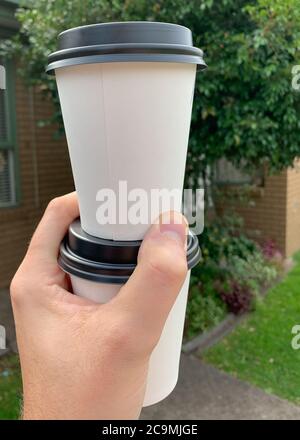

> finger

[
  {"left": 28, "top": 192, "right": 79, "bottom": 262},
  {"left": 111, "top": 211, "right": 188, "bottom": 345}
]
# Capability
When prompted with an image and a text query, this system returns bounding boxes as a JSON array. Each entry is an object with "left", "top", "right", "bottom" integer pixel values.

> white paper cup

[
  {"left": 58, "top": 219, "right": 201, "bottom": 407},
  {"left": 70, "top": 271, "right": 191, "bottom": 407},
  {"left": 47, "top": 22, "right": 206, "bottom": 241},
  {"left": 55, "top": 61, "right": 196, "bottom": 240}
]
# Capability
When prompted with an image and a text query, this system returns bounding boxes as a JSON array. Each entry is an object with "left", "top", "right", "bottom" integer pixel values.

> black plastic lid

[
  {"left": 46, "top": 21, "right": 206, "bottom": 73},
  {"left": 58, "top": 218, "right": 201, "bottom": 284}
]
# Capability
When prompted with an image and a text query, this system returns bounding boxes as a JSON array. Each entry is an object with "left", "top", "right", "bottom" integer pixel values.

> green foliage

[
  {"left": 218, "top": 279, "right": 254, "bottom": 315},
  {"left": 0, "top": 355, "right": 22, "bottom": 420},
  {"left": 190, "top": 0, "right": 300, "bottom": 179},
  {"left": 227, "top": 252, "right": 278, "bottom": 295},
  {"left": 199, "top": 213, "right": 258, "bottom": 263},
  {"left": 1, "top": 0, "right": 300, "bottom": 175},
  {"left": 186, "top": 281, "right": 227, "bottom": 339},
  {"left": 185, "top": 213, "right": 280, "bottom": 337},
  {"left": 203, "top": 252, "right": 300, "bottom": 404}
]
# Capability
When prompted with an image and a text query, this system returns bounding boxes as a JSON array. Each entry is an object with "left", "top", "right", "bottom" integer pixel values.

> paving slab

[{"left": 141, "top": 354, "right": 300, "bottom": 420}]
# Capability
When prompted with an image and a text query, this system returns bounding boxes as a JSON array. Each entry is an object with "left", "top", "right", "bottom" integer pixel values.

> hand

[{"left": 10, "top": 192, "right": 187, "bottom": 420}]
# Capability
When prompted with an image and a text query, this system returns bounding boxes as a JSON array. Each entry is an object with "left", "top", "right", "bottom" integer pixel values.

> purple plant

[
  {"left": 219, "top": 281, "right": 253, "bottom": 315},
  {"left": 262, "top": 240, "right": 278, "bottom": 259}
]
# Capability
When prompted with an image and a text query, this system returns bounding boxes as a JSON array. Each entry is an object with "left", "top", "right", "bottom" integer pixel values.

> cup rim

[
  {"left": 46, "top": 21, "right": 207, "bottom": 74},
  {"left": 58, "top": 218, "right": 201, "bottom": 284}
]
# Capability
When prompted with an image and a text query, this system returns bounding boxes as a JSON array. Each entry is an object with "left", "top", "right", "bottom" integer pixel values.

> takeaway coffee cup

[
  {"left": 47, "top": 22, "right": 206, "bottom": 240},
  {"left": 59, "top": 219, "right": 201, "bottom": 406}
]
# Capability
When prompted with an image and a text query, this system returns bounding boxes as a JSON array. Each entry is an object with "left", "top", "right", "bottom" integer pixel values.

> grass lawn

[
  {"left": 0, "top": 354, "right": 22, "bottom": 419},
  {"left": 203, "top": 252, "right": 300, "bottom": 404}
]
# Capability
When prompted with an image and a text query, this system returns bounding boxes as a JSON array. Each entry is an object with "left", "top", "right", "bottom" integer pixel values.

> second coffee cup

[
  {"left": 47, "top": 22, "right": 206, "bottom": 240},
  {"left": 58, "top": 219, "right": 201, "bottom": 406}
]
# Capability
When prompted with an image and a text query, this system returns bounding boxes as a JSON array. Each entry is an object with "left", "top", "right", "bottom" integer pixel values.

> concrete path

[
  {"left": 1, "top": 289, "right": 300, "bottom": 420},
  {"left": 141, "top": 354, "right": 300, "bottom": 420}
]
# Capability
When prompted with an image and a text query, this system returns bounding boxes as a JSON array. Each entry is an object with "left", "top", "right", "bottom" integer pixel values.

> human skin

[{"left": 10, "top": 192, "right": 188, "bottom": 420}]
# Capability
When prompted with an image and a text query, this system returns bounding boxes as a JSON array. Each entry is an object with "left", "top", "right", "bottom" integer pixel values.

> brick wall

[
  {"left": 230, "top": 172, "right": 287, "bottom": 254},
  {"left": 0, "top": 69, "right": 74, "bottom": 289},
  {"left": 286, "top": 162, "right": 300, "bottom": 256},
  {"left": 216, "top": 165, "right": 300, "bottom": 258}
]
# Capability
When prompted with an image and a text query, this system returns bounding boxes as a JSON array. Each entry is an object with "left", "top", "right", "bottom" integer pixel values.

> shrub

[
  {"left": 185, "top": 281, "right": 227, "bottom": 339},
  {"left": 261, "top": 240, "right": 285, "bottom": 273},
  {"left": 219, "top": 280, "right": 254, "bottom": 315},
  {"left": 185, "top": 210, "right": 281, "bottom": 336},
  {"left": 186, "top": 213, "right": 280, "bottom": 337},
  {"left": 262, "top": 239, "right": 278, "bottom": 259},
  {"left": 185, "top": 218, "right": 279, "bottom": 338},
  {"left": 227, "top": 251, "right": 278, "bottom": 295},
  {"left": 199, "top": 213, "right": 258, "bottom": 265}
]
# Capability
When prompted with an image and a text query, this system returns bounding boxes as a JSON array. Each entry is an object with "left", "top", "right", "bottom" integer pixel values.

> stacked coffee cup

[{"left": 47, "top": 21, "right": 206, "bottom": 406}]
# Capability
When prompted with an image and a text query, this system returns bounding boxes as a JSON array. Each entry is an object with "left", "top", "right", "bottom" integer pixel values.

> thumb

[{"left": 111, "top": 211, "right": 188, "bottom": 349}]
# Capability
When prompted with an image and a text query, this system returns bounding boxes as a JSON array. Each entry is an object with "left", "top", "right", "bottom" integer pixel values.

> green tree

[{"left": 2, "top": 0, "right": 300, "bottom": 184}]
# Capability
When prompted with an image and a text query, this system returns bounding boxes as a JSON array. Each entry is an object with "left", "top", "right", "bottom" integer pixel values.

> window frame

[
  {"left": 213, "top": 158, "right": 264, "bottom": 188},
  {"left": 0, "top": 58, "right": 20, "bottom": 208}
]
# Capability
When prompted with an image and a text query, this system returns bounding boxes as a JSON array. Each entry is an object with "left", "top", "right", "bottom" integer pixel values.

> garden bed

[
  {"left": 202, "top": 252, "right": 300, "bottom": 404},
  {"left": 184, "top": 214, "right": 284, "bottom": 341}
]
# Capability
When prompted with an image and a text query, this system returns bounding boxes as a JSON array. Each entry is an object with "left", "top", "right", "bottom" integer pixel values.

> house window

[
  {"left": 214, "top": 158, "right": 264, "bottom": 187},
  {"left": 0, "top": 59, "right": 18, "bottom": 207}
]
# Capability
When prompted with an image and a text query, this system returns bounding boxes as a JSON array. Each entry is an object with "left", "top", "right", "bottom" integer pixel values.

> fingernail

[{"left": 159, "top": 211, "right": 188, "bottom": 248}]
